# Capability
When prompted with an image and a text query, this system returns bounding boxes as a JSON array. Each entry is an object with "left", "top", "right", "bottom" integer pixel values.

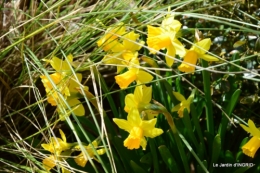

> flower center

[{"left": 124, "top": 126, "right": 143, "bottom": 150}]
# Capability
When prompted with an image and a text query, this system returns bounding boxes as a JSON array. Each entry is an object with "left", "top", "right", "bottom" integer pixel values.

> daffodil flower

[
  {"left": 102, "top": 31, "right": 144, "bottom": 73},
  {"left": 178, "top": 38, "right": 219, "bottom": 73},
  {"left": 74, "top": 140, "right": 106, "bottom": 167},
  {"left": 124, "top": 84, "right": 158, "bottom": 119},
  {"left": 147, "top": 15, "right": 186, "bottom": 67},
  {"left": 41, "top": 55, "right": 86, "bottom": 119},
  {"left": 97, "top": 23, "right": 126, "bottom": 52},
  {"left": 240, "top": 119, "right": 260, "bottom": 158},
  {"left": 41, "top": 129, "right": 73, "bottom": 171},
  {"left": 171, "top": 90, "right": 195, "bottom": 118},
  {"left": 114, "top": 58, "right": 153, "bottom": 89},
  {"left": 113, "top": 108, "right": 163, "bottom": 150}
]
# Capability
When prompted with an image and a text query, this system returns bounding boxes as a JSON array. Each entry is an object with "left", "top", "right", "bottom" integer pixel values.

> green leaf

[
  {"left": 140, "top": 152, "right": 152, "bottom": 165},
  {"left": 130, "top": 160, "right": 147, "bottom": 173},
  {"left": 210, "top": 134, "right": 221, "bottom": 173},
  {"left": 218, "top": 89, "right": 241, "bottom": 146},
  {"left": 158, "top": 145, "right": 180, "bottom": 173},
  {"left": 149, "top": 139, "right": 160, "bottom": 173},
  {"left": 182, "top": 108, "right": 199, "bottom": 150}
]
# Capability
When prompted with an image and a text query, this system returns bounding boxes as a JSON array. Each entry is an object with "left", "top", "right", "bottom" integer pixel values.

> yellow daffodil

[
  {"left": 113, "top": 108, "right": 163, "bottom": 150},
  {"left": 102, "top": 31, "right": 144, "bottom": 73},
  {"left": 97, "top": 23, "right": 126, "bottom": 52},
  {"left": 41, "top": 129, "right": 72, "bottom": 171},
  {"left": 115, "top": 58, "right": 153, "bottom": 89},
  {"left": 74, "top": 140, "right": 106, "bottom": 167},
  {"left": 178, "top": 38, "right": 219, "bottom": 73},
  {"left": 171, "top": 90, "right": 195, "bottom": 118},
  {"left": 147, "top": 15, "right": 186, "bottom": 67},
  {"left": 240, "top": 119, "right": 260, "bottom": 158},
  {"left": 124, "top": 84, "right": 158, "bottom": 119}
]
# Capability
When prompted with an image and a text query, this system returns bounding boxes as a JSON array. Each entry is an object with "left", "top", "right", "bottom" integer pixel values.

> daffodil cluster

[
  {"left": 41, "top": 129, "right": 105, "bottom": 172},
  {"left": 41, "top": 54, "right": 93, "bottom": 120}
]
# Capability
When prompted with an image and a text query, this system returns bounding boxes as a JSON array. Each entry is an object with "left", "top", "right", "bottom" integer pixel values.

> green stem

[
  {"left": 201, "top": 60, "right": 214, "bottom": 136},
  {"left": 150, "top": 103, "right": 190, "bottom": 173}
]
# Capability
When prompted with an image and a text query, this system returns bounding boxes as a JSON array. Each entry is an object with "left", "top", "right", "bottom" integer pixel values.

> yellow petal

[
  {"left": 178, "top": 50, "right": 198, "bottom": 73},
  {"left": 141, "top": 85, "right": 152, "bottom": 104},
  {"left": 68, "top": 99, "right": 85, "bottom": 116},
  {"left": 127, "top": 108, "right": 142, "bottom": 126},
  {"left": 122, "top": 51, "right": 138, "bottom": 61},
  {"left": 75, "top": 152, "right": 88, "bottom": 167},
  {"left": 97, "top": 148, "right": 106, "bottom": 155},
  {"left": 165, "top": 44, "right": 176, "bottom": 67},
  {"left": 242, "top": 136, "right": 260, "bottom": 158},
  {"left": 200, "top": 54, "right": 219, "bottom": 61},
  {"left": 193, "top": 38, "right": 211, "bottom": 55},
  {"left": 123, "top": 126, "right": 143, "bottom": 150},
  {"left": 134, "top": 85, "right": 143, "bottom": 103},
  {"left": 115, "top": 69, "right": 137, "bottom": 89},
  {"left": 124, "top": 94, "right": 137, "bottom": 112},
  {"left": 42, "top": 155, "right": 56, "bottom": 171},
  {"left": 171, "top": 104, "right": 180, "bottom": 112},
  {"left": 147, "top": 26, "right": 171, "bottom": 54},
  {"left": 59, "top": 129, "right": 67, "bottom": 143},
  {"left": 172, "top": 38, "right": 186, "bottom": 57},
  {"left": 113, "top": 118, "right": 132, "bottom": 132},
  {"left": 248, "top": 119, "right": 260, "bottom": 137},
  {"left": 68, "top": 73, "right": 82, "bottom": 94},
  {"left": 139, "top": 137, "right": 147, "bottom": 150},
  {"left": 173, "top": 92, "right": 186, "bottom": 102},
  {"left": 51, "top": 56, "right": 71, "bottom": 72},
  {"left": 122, "top": 31, "right": 143, "bottom": 52},
  {"left": 162, "top": 17, "right": 182, "bottom": 32},
  {"left": 136, "top": 70, "right": 153, "bottom": 84}
]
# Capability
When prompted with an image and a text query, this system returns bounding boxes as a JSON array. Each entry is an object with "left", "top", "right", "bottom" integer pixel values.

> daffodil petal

[
  {"left": 178, "top": 50, "right": 198, "bottom": 73},
  {"left": 124, "top": 94, "right": 137, "bottom": 112},
  {"left": 165, "top": 45, "right": 175, "bottom": 67},
  {"left": 173, "top": 92, "right": 186, "bottom": 102},
  {"left": 172, "top": 38, "right": 186, "bottom": 57},
  {"left": 43, "top": 155, "right": 56, "bottom": 171},
  {"left": 193, "top": 38, "right": 211, "bottom": 55},
  {"left": 140, "top": 137, "right": 147, "bottom": 150},
  {"left": 68, "top": 99, "right": 85, "bottom": 116},
  {"left": 115, "top": 69, "right": 137, "bottom": 89},
  {"left": 141, "top": 85, "right": 152, "bottom": 104},
  {"left": 136, "top": 70, "right": 153, "bottom": 84},
  {"left": 200, "top": 54, "right": 219, "bottom": 61},
  {"left": 143, "top": 127, "right": 164, "bottom": 138},
  {"left": 59, "top": 129, "right": 67, "bottom": 143},
  {"left": 113, "top": 118, "right": 132, "bottom": 132},
  {"left": 171, "top": 104, "right": 181, "bottom": 112},
  {"left": 248, "top": 119, "right": 260, "bottom": 137},
  {"left": 68, "top": 73, "right": 82, "bottom": 94},
  {"left": 127, "top": 108, "right": 142, "bottom": 126}
]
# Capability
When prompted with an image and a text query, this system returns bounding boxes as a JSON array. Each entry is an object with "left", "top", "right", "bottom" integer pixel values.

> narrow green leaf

[
  {"left": 201, "top": 60, "right": 214, "bottom": 136},
  {"left": 210, "top": 134, "right": 221, "bottom": 173},
  {"left": 130, "top": 160, "right": 147, "bottom": 173},
  {"left": 190, "top": 103, "right": 207, "bottom": 157},
  {"left": 149, "top": 139, "right": 160, "bottom": 173},
  {"left": 218, "top": 89, "right": 241, "bottom": 145},
  {"left": 182, "top": 108, "right": 199, "bottom": 150},
  {"left": 158, "top": 145, "right": 180, "bottom": 173}
]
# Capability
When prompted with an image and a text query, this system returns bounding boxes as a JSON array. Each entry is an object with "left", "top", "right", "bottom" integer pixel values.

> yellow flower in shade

[
  {"left": 102, "top": 31, "right": 144, "bottom": 73},
  {"left": 171, "top": 90, "right": 195, "bottom": 118},
  {"left": 147, "top": 15, "right": 186, "bottom": 67},
  {"left": 41, "top": 129, "right": 72, "bottom": 171},
  {"left": 97, "top": 23, "right": 126, "bottom": 52},
  {"left": 113, "top": 108, "right": 163, "bottom": 150},
  {"left": 74, "top": 140, "right": 106, "bottom": 167},
  {"left": 114, "top": 58, "right": 153, "bottom": 89},
  {"left": 124, "top": 84, "right": 158, "bottom": 119},
  {"left": 178, "top": 38, "right": 219, "bottom": 73},
  {"left": 240, "top": 119, "right": 260, "bottom": 158}
]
